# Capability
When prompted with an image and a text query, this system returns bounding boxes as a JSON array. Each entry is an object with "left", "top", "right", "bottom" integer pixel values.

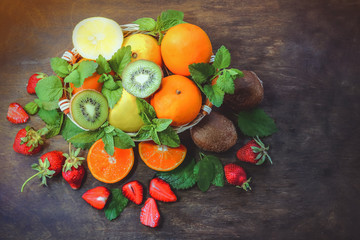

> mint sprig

[
  {"left": 237, "top": 108, "right": 278, "bottom": 137},
  {"left": 109, "top": 46, "right": 132, "bottom": 76}
]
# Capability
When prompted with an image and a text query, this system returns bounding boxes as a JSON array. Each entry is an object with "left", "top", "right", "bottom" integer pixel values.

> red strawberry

[
  {"left": 7, "top": 103, "right": 29, "bottom": 124},
  {"left": 236, "top": 136, "right": 272, "bottom": 165},
  {"left": 82, "top": 186, "right": 111, "bottom": 210},
  {"left": 21, "top": 151, "right": 65, "bottom": 192},
  {"left": 224, "top": 163, "right": 251, "bottom": 191},
  {"left": 122, "top": 180, "right": 143, "bottom": 205},
  {"left": 27, "top": 73, "right": 47, "bottom": 94},
  {"left": 149, "top": 178, "right": 177, "bottom": 202},
  {"left": 140, "top": 198, "right": 160, "bottom": 228},
  {"left": 13, "top": 127, "right": 45, "bottom": 155},
  {"left": 62, "top": 145, "right": 85, "bottom": 190}
]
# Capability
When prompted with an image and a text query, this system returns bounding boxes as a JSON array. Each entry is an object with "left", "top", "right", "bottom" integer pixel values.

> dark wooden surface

[{"left": 1, "top": 0, "right": 359, "bottom": 239}]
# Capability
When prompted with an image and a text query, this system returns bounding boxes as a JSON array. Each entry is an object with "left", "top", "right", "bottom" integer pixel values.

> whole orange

[
  {"left": 122, "top": 33, "right": 162, "bottom": 67},
  {"left": 161, "top": 23, "right": 212, "bottom": 76},
  {"left": 150, "top": 75, "right": 202, "bottom": 126}
]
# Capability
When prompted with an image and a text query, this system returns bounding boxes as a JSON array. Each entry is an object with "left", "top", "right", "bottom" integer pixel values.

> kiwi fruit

[
  {"left": 223, "top": 70, "right": 264, "bottom": 112},
  {"left": 190, "top": 111, "right": 238, "bottom": 152},
  {"left": 70, "top": 89, "right": 109, "bottom": 130},
  {"left": 121, "top": 59, "right": 163, "bottom": 98}
]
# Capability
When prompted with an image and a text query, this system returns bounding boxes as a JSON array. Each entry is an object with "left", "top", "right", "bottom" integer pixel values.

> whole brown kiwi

[
  {"left": 190, "top": 111, "right": 237, "bottom": 152},
  {"left": 223, "top": 70, "right": 264, "bottom": 112}
]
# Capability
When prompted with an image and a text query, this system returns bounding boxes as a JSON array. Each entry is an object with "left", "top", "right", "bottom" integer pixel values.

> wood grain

[{"left": 0, "top": 0, "right": 359, "bottom": 239}]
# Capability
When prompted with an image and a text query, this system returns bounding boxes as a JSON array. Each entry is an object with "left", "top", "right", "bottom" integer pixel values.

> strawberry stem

[{"left": 21, "top": 170, "right": 44, "bottom": 192}]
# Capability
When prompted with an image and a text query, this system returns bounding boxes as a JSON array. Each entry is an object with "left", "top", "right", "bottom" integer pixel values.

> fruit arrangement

[{"left": 7, "top": 10, "right": 278, "bottom": 227}]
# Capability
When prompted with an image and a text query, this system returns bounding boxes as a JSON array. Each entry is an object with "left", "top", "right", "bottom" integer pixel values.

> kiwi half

[
  {"left": 70, "top": 89, "right": 109, "bottom": 130},
  {"left": 121, "top": 59, "right": 162, "bottom": 98}
]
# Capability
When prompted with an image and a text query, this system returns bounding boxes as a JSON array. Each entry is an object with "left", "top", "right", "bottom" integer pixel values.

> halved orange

[
  {"left": 138, "top": 141, "right": 187, "bottom": 172},
  {"left": 87, "top": 139, "right": 134, "bottom": 183}
]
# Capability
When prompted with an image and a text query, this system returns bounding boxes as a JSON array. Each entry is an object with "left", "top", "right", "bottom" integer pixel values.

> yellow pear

[{"left": 108, "top": 89, "right": 144, "bottom": 132}]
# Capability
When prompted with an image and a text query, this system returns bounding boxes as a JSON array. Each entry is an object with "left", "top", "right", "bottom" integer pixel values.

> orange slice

[
  {"left": 87, "top": 139, "right": 134, "bottom": 183},
  {"left": 138, "top": 141, "right": 187, "bottom": 172}
]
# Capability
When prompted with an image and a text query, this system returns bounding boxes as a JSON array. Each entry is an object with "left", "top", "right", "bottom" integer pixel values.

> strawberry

[
  {"left": 82, "top": 186, "right": 111, "bottom": 210},
  {"left": 62, "top": 144, "right": 85, "bottom": 190},
  {"left": 21, "top": 151, "right": 65, "bottom": 192},
  {"left": 122, "top": 180, "right": 143, "bottom": 205},
  {"left": 140, "top": 198, "right": 160, "bottom": 228},
  {"left": 26, "top": 73, "right": 47, "bottom": 94},
  {"left": 13, "top": 126, "right": 46, "bottom": 155},
  {"left": 224, "top": 163, "right": 251, "bottom": 191},
  {"left": 236, "top": 136, "right": 272, "bottom": 165},
  {"left": 149, "top": 178, "right": 177, "bottom": 202},
  {"left": 7, "top": 103, "right": 29, "bottom": 124}
]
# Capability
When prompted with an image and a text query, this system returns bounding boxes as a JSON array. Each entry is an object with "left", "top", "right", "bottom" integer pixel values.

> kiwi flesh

[
  {"left": 190, "top": 111, "right": 238, "bottom": 152},
  {"left": 70, "top": 89, "right": 109, "bottom": 130},
  {"left": 121, "top": 59, "right": 162, "bottom": 98}
]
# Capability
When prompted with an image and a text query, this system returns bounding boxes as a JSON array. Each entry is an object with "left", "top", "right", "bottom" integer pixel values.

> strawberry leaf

[
  {"left": 105, "top": 189, "right": 129, "bottom": 221},
  {"left": 237, "top": 108, "right": 278, "bottom": 137}
]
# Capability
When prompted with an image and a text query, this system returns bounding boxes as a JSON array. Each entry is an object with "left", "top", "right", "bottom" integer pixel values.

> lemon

[
  {"left": 108, "top": 89, "right": 145, "bottom": 132},
  {"left": 72, "top": 17, "right": 123, "bottom": 60}
]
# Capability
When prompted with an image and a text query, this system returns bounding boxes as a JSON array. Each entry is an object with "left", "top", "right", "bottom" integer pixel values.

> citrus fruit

[
  {"left": 108, "top": 89, "right": 145, "bottom": 132},
  {"left": 160, "top": 23, "right": 212, "bottom": 76},
  {"left": 87, "top": 139, "right": 134, "bottom": 183},
  {"left": 123, "top": 33, "right": 162, "bottom": 67},
  {"left": 138, "top": 141, "right": 187, "bottom": 172},
  {"left": 70, "top": 72, "right": 103, "bottom": 95},
  {"left": 72, "top": 17, "right": 124, "bottom": 60},
  {"left": 150, "top": 75, "right": 202, "bottom": 126}
]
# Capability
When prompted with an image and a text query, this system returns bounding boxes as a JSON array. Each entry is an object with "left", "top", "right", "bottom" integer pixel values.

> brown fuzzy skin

[
  {"left": 223, "top": 70, "right": 264, "bottom": 112},
  {"left": 190, "top": 111, "right": 237, "bottom": 152}
]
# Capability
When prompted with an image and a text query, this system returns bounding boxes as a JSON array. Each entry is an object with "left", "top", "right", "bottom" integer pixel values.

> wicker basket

[{"left": 58, "top": 24, "right": 213, "bottom": 141}]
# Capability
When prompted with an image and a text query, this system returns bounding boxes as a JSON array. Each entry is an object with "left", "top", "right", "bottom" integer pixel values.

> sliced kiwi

[
  {"left": 70, "top": 89, "right": 109, "bottom": 130},
  {"left": 121, "top": 59, "right": 163, "bottom": 98}
]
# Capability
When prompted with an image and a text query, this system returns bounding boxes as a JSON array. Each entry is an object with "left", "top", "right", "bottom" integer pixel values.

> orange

[
  {"left": 122, "top": 33, "right": 162, "bottom": 67},
  {"left": 161, "top": 23, "right": 212, "bottom": 76},
  {"left": 138, "top": 141, "right": 187, "bottom": 172},
  {"left": 150, "top": 75, "right": 202, "bottom": 126},
  {"left": 87, "top": 139, "right": 134, "bottom": 183},
  {"left": 70, "top": 72, "right": 103, "bottom": 95}
]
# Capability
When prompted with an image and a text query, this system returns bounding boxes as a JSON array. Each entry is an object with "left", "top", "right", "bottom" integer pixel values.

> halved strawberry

[
  {"left": 122, "top": 180, "right": 143, "bottom": 205},
  {"left": 7, "top": 103, "right": 29, "bottom": 124},
  {"left": 82, "top": 186, "right": 110, "bottom": 210},
  {"left": 140, "top": 198, "right": 160, "bottom": 228},
  {"left": 149, "top": 178, "right": 177, "bottom": 202}
]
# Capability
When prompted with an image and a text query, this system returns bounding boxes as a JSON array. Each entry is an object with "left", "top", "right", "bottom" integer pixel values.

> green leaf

[
  {"left": 203, "top": 84, "right": 224, "bottom": 107},
  {"left": 189, "top": 63, "right": 216, "bottom": 85},
  {"left": 237, "top": 108, "right": 278, "bottom": 137},
  {"left": 50, "top": 57, "right": 70, "bottom": 78},
  {"left": 64, "top": 69, "right": 81, "bottom": 87},
  {"left": 157, "top": 158, "right": 197, "bottom": 190},
  {"left": 113, "top": 128, "right": 135, "bottom": 149},
  {"left": 157, "top": 126, "right": 180, "bottom": 147},
  {"left": 150, "top": 128, "right": 161, "bottom": 145},
  {"left": 45, "top": 113, "right": 64, "bottom": 139},
  {"left": 96, "top": 55, "right": 112, "bottom": 74},
  {"left": 136, "top": 98, "right": 156, "bottom": 120},
  {"left": 160, "top": 19, "right": 184, "bottom": 31},
  {"left": 227, "top": 68, "right": 244, "bottom": 78},
  {"left": 68, "top": 130, "right": 103, "bottom": 144},
  {"left": 77, "top": 60, "right": 98, "bottom": 87},
  {"left": 195, "top": 157, "right": 215, "bottom": 192},
  {"left": 103, "top": 133, "right": 115, "bottom": 156},
  {"left": 105, "top": 189, "right": 129, "bottom": 221},
  {"left": 101, "top": 85, "right": 123, "bottom": 109},
  {"left": 37, "top": 109, "right": 61, "bottom": 125},
  {"left": 35, "top": 76, "right": 63, "bottom": 102},
  {"left": 24, "top": 101, "right": 39, "bottom": 115},
  {"left": 34, "top": 98, "right": 59, "bottom": 111},
  {"left": 212, "top": 45, "right": 231, "bottom": 69},
  {"left": 160, "top": 10, "right": 184, "bottom": 21},
  {"left": 216, "top": 70, "right": 235, "bottom": 94},
  {"left": 109, "top": 46, "right": 132, "bottom": 75},
  {"left": 207, "top": 155, "right": 224, "bottom": 187},
  {"left": 153, "top": 118, "right": 172, "bottom": 132},
  {"left": 60, "top": 118, "right": 94, "bottom": 149},
  {"left": 133, "top": 17, "right": 156, "bottom": 31}
]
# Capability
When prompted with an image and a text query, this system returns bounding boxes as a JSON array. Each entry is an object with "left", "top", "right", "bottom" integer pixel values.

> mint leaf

[
  {"left": 161, "top": 19, "right": 184, "bottom": 31},
  {"left": 77, "top": 60, "right": 98, "bottom": 87},
  {"left": 134, "top": 126, "right": 152, "bottom": 141},
  {"left": 50, "top": 57, "right": 70, "bottom": 78},
  {"left": 157, "top": 126, "right": 180, "bottom": 147},
  {"left": 189, "top": 63, "right": 215, "bottom": 85},
  {"left": 45, "top": 113, "right": 64, "bottom": 139},
  {"left": 102, "top": 84, "right": 123, "bottom": 109},
  {"left": 24, "top": 101, "right": 39, "bottom": 115},
  {"left": 160, "top": 10, "right": 184, "bottom": 21},
  {"left": 157, "top": 158, "right": 197, "bottom": 190},
  {"left": 102, "top": 75, "right": 119, "bottom": 90},
  {"left": 153, "top": 118, "right": 172, "bottom": 132},
  {"left": 68, "top": 130, "right": 103, "bottom": 144},
  {"left": 96, "top": 55, "right": 112, "bottom": 74},
  {"left": 195, "top": 157, "right": 215, "bottom": 192},
  {"left": 113, "top": 128, "right": 135, "bottom": 149},
  {"left": 203, "top": 84, "right": 224, "bottom": 107},
  {"left": 60, "top": 118, "right": 95, "bottom": 149},
  {"left": 136, "top": 98, "right": 156, "bottom": 120},
  {"left": 228, "top": 68, "right": 244, "bottom": 78},
  {"left": 103, "top": 133, "right": 115, "bottom": 156},
  {"left": 150, "top": 128, "right": 161, "bottom": 145},
  {"left": 109, "top": 46, "right": 132, "bottom": 75},
  {"left": 133, "top": 17, "right": 156, "bottom": 31},
  {"left": 105, "top": 189, "right": 129, "bottom": 221},
  {"left": 207, "top": 155, "right": 224, "bottom": 187},
  {"left": 64, "top": 69, "right": 81, "bottom": 87},
  {"left": 216, "top": 70, "right": 234, "bottom": 94},
  {"left": 37, "top": 109, "right": 62, "bottom": 125},
  {"left": 35, "top": 76, "right": 63, "bottom": 102},
  {"left": 237, "top": 108, "right": 278, "bottom": 137},
  {"left": 212, "top": 45, "right": 231, "bottom": 69},
  {"left": 34, "top": 98, "right": 59, "bottom": 111}
]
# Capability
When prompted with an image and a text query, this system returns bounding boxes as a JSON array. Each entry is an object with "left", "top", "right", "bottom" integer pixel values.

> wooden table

[{"left": 1, "top": 0, "right": 359, "bottom": 239}]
